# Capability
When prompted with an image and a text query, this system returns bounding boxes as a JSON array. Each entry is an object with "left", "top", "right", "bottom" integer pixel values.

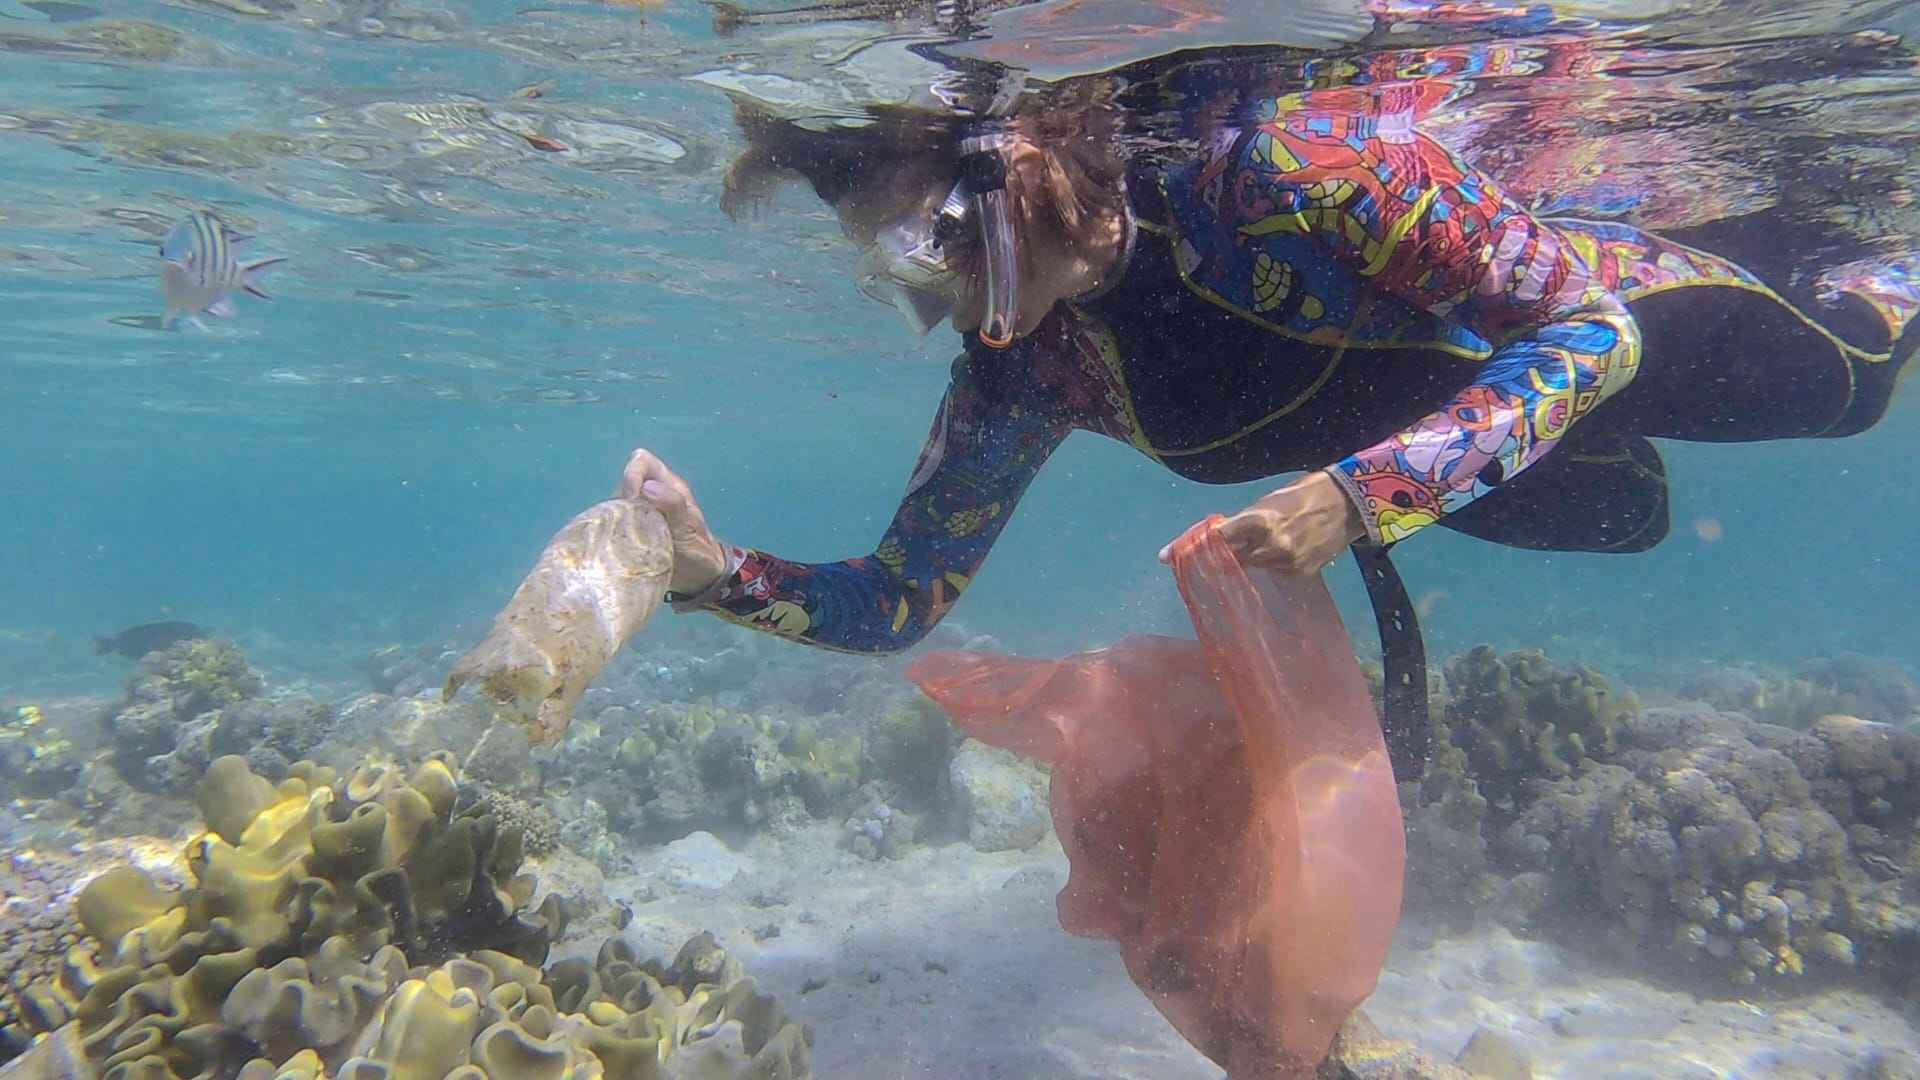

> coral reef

[
  {"left": 1390, "top": 646, "right": 1635, "bottom": 920},
  {"left": 539, "top": 697, "right": 956, "bottom": 851},
  {"left": 1, "top": 850, "right": 93, "bottom": 1051},
  {"left": 1400, "top": 741, "right": 1502, "bottom": 919},
  {"left": 1, "top": 835, "right": 187, "bottom": 1062},
  {"left": 1677, "top": 654, "right": 1920, "bottom": 730},
  {"left": 1, "top": 650, "right": 360, "bottom": 843},
  {"left": 1391, "top": 646, "right": 1920, "bottom": 994},
  {"left": 0, "top": 703, "right": 82, "bottom": 801},
  {"left": 12, "top": 753, "right": 565, "bottom": 1048},
  {"left": 479, "top": 790, "right": 562, "bottom": 858},
  {"left": 142, "top": 638, "right": 265, "bottom": 718},
  {"left": 208, "top": 693, "right": 335, "bottom": 782},
  {"left": 4, "top": 753, "right": 810, "bottom": 1079},
  {"left": 840, "top": 797, "right": 916, "bottom": 862},
  {"left": 1439, "top": 646, "right": 1639, "bottom": 796},
  {"left": 104, "top": 638, "right": 271, "bottom": 792},
  {"left": 1449, "top": 705, "right": 1920, "bottom": 991}
]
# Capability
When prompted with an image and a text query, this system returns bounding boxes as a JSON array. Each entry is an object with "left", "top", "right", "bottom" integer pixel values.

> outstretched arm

[
  {"left": 1187, "top": 108, "right": 1644, "bottom": 566},
  {"left": 1272, "top": 117, "right": 1643, "bottom": 547},
  {"left": 670, "top": 358, "right": 1073, "bottom": 654},
  {"left": 1327, "top": 308, "right": 1640, "bottom": 544}
]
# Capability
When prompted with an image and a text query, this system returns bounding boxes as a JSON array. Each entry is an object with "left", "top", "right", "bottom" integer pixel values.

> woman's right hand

[{"left": 616, "top": 448, "right": 730, "bottom": 597}]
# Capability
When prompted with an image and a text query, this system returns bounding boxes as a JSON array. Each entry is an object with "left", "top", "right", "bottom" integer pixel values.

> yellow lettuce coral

[{"left": 10, "top": 754, "right": 809, "bottom": 1080}]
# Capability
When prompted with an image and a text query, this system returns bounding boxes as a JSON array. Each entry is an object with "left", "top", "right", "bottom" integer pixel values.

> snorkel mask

[{"left": 856, "top": 126, "right": 1022, "bottom": 349}]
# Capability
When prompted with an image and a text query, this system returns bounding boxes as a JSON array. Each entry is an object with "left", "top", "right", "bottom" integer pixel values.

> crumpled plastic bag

[
  {"left": 444, "top": 498, "right": 672, "bottom": 745},
  {"left": 906, "top": 516, "right": 1405, "bottom": 1080}
]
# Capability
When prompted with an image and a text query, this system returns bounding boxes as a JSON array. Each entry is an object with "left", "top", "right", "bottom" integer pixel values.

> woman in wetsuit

[{"left": 619, "top": 59, "right": 1918, "bottom": 774}]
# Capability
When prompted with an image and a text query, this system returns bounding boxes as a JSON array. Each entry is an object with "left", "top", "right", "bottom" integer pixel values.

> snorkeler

[{"left": 618, "top": 55, "right": 1919, "bottom": 777}]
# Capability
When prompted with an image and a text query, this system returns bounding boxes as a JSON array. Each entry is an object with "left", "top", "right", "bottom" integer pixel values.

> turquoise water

[
  {"left": 8, "top": 4, "right": 1920, "bottom": 1077},
  {"left": 2, "top": 0, "right": 1917, "bottom": 689}
]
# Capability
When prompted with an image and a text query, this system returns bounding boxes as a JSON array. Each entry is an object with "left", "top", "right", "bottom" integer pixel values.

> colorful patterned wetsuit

[{"left": 678, "top": 81, "right": 1916, "bottom": 654}]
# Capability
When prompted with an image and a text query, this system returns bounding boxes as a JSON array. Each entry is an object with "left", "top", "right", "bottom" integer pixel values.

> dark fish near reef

[{"left": 93, "top": 620, "right": 207, "bottom": 659}]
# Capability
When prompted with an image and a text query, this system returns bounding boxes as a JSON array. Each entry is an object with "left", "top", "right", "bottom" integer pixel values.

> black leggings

[{"left": 1441, "top": 284, "right": 1911, "bottom": 554}]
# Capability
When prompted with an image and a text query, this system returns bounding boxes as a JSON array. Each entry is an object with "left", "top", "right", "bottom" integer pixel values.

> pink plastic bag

[{"left": 907, "top": 517, "right": 1405, "bottom": 1079}]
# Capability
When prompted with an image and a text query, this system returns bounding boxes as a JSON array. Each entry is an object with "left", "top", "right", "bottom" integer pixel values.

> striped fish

[{"left": 158, "top": 210, "right": 287, "bottom": 330}]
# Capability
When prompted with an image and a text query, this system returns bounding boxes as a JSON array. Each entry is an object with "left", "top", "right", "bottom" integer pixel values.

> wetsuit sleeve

[
  {"left": 673, "top": 359, "right": 1072, "bottom": 654},
  {"left": 1326, "top": 307, "right": 1642, "bottom": 545},
  {"left": 1304, "top": 131, "right": 1645, "bottom": 545}
]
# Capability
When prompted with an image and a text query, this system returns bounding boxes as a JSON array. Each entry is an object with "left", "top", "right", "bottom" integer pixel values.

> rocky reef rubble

[
  {"left": 0, "top": 753, "right": 811, "bottom": 1079},
  {"left": 13, "top": 628, "right": 1919, "bottom": 1012},
  {"left": 3, "top": 634, "right": 1046, "bottom": 882},
  {"left": 2, "top": 639, "right": 333, "bottom": 838},
  {"left": 532, "top": 694, "right": 972, "bottom": 862},
  {"left": 1675, "top": 653, "right": 1920, "bottom": 731},
  {"left": 1313, "top": 1011, "right": 1478, "bottom": 1080},
  {"left": 0, "top": 837, "right": 180, "bottom": 1051},
  {"left": 0, "top": 641, "right": 523, "bottom": 841},
  {"left": 944, "top": 742, "right": 1049, "bottom": 854},
  {"left": 1397, "top": 647, "right": 1920, "bottom": 995}
]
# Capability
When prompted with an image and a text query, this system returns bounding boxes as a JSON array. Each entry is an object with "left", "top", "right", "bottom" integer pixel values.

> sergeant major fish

[{"left": 159, "top": 211, "right": 286, "bottom": 330}]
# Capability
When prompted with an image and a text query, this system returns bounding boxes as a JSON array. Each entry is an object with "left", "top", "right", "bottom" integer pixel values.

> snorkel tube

[
  {"left": 956, "top": 129, "right": 1020, "bottom": 348},
  {"left": 849, "top": 64, "right": 1024, "bottom": 347}
]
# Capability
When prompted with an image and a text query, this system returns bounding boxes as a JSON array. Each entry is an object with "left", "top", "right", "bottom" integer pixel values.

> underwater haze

[
  {"left": 6, "top": 0, "right": 1920, "bottom": 1078},
  {"left": 0, "top": 0, "right": 1913, "bottom": 692}
]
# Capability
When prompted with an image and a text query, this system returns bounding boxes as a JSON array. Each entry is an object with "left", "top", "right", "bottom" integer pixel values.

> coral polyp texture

[
  {"left": 1440, "top": 645, "right": 1639, "bottom": 794},
  {"left": 1391, "top": 644, "right": 1920, "bottom": 993},
  {"left": 540, "top": 697, "right": 958, "bottom": 850},
  {"left": 3, "top": 754, "right": 811, "bottom": 1080}
]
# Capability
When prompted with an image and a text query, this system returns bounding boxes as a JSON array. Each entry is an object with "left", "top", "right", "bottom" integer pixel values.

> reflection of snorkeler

[{"left": 620, "top": 60, "right": 1919, "bottom": 777}]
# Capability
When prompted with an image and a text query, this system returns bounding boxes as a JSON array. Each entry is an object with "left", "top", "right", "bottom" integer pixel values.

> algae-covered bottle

[{"left": 444, "top": 498, "right": 674, "bottom": 745}]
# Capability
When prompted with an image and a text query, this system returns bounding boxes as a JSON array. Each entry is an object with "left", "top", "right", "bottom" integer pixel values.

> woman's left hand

[{"left": 1159, "top": 471, "right": 1368, "bottom": 574}]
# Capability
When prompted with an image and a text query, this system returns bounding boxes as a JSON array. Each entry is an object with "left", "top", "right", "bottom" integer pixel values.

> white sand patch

[{"left": 574, "top": 824, "right": 1919, "bottom": 1080}]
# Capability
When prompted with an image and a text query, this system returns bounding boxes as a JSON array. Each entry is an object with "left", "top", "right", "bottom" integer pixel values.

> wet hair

[
  {"left": 720, "top": 78, "right": 1131, "bottom": 262},
  {"left": 720, "top": 104, "right": 960, "bottom": 214}
]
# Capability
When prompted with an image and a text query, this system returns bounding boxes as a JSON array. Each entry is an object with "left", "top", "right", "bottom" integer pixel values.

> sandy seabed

[{"left": 547, "top": 825, "right": 1920, "bottom": 1080}]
